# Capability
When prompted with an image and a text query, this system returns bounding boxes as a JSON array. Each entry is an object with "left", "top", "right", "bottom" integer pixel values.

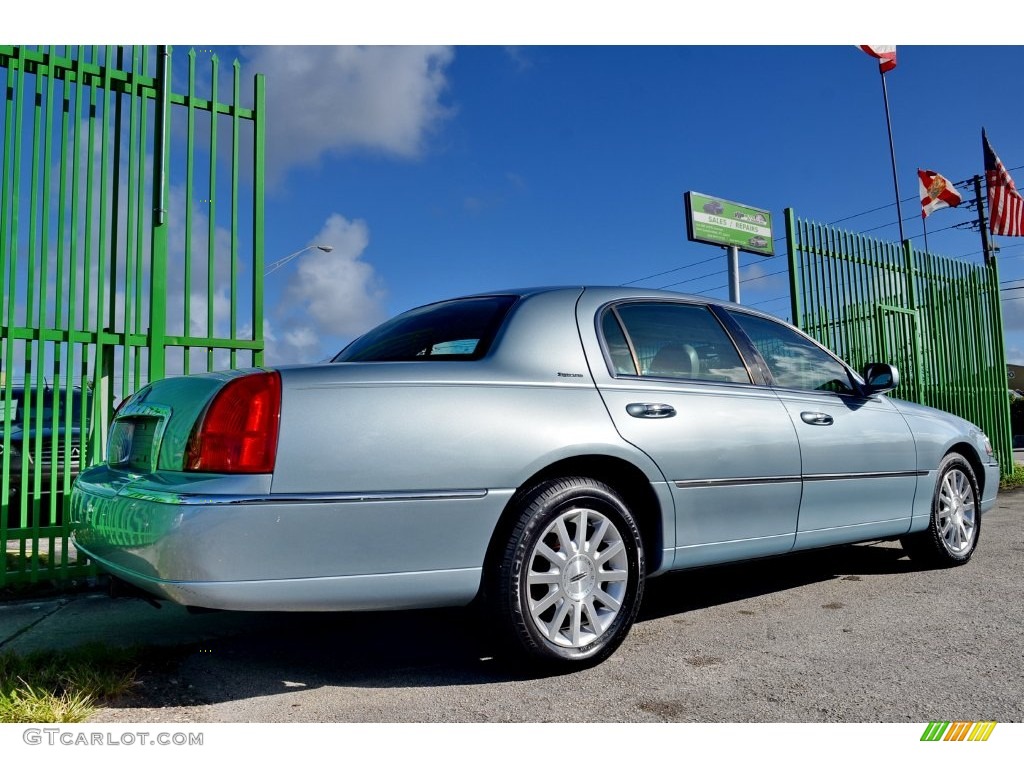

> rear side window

[
  {"left": 333, "top": 295, "right": 519, "bottom": 362},
  {"left": 602, "top": 302, "right": 751, "bottom": 384}
]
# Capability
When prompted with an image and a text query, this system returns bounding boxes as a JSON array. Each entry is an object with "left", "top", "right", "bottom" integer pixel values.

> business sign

[{"left": 684, "top": 191, "right": 774, "bottom": 257}]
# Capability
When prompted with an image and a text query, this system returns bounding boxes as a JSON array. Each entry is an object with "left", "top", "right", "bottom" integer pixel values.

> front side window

[
  {"left": 602, "top": 302, "right": 751, "bottom": 384},
  {"left": 729, "top": 311, "right": 855, "bottom": 394},
  {"left": 333, "top": 295, "right": 518, "bottom": 362}
]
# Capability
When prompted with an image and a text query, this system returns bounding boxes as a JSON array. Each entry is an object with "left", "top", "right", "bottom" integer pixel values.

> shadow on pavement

[
  {"left": 638, "top": 539, "right": 916, "bottom": 623},
  {"left": 104, "top": 540, "right": 917, "bottom": 712}
]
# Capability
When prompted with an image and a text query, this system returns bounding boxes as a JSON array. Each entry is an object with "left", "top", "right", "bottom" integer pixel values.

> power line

[
  {"left": 749, "top": 294, "right": 790, "bottom": 308},
  {"left": 619, "top": 253, "right": 722, "bottom": 286},
  {"left": 689, "top": 265, "right": 791, "bottom": 298},
  {"left": 657, "top": 267, "right": 725, "bottom": 291},
  {"left": 620, "top": 163, "right": 1024, "bottom": 288}
]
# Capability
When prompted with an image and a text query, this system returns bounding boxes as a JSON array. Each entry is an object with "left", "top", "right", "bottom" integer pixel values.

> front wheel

[
  {"left": 901, "top": 453, "right": 980, "bottom": 567},
  {"left": 491, "top": 477, "right": 645, "bottom": 667}
]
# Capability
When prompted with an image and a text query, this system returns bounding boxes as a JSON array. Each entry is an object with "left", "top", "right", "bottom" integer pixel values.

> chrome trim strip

[
  {"left": 675, "top": 476, "right": 801, "bottom": 489},
  {"left": 115, "top": 487, "right": 489, "bottom": 506},
  {"left": 803, "top": 470, "right": 928, "bottom": 482},
  {"left": 675, "top": 469, "right": 927, "bottom": 489}
]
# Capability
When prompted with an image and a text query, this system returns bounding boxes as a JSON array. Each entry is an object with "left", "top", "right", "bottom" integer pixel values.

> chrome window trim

[{"left": 595, "top": 298, "right": 758, "bottom": 385}]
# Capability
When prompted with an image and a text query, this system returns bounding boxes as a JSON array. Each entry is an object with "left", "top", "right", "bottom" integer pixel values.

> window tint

[
  {"left": 601, "top": 311, "right": 637, "bottom": 375},
  {"left": 605, "top": 303, "right": 751, "bottom": 384},
  {"left": 729, "top": 311, "right": 855, "bottom": 394},
  {"left": 4, "top": 389, "right": 82, "bottom": 426},
  {"left": 333, "top": 295, "right": 518, "bottom": 362}
]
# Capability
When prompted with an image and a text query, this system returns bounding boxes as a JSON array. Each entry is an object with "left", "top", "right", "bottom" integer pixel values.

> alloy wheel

[{"left": 524, "top": 504, "right": 630, "bottom": 649}]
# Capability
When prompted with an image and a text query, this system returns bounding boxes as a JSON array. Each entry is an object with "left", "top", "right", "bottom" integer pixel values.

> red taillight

[{"left": 185, "top": 371, "right": 281, "bottom": 473}]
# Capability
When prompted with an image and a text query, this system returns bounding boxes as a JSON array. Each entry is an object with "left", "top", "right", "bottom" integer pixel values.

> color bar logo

[{"left": 921, "top": 721, "right": 997, "bottom": 741}]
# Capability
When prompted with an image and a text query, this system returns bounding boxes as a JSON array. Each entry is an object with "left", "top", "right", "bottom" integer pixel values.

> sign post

[
  {"left": 727, "top": 246, "right": 740, "bottom": 303},
  {"left": 684, "top": 191, "right": 775, "bottom": 304}
]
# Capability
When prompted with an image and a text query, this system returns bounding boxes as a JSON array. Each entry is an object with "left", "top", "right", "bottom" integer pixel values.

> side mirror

[{"left": 861, "top": 363, "right": 899, "bottom": 395}]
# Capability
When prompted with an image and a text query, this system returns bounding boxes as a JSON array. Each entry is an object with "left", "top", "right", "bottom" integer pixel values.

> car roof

[{"left": 459, "top": 285, "right": 776, "bottom": 318}]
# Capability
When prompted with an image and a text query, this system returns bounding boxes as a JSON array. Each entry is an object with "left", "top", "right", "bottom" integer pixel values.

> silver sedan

[{"left": 71, "top": 287, "right": 998, "bottom": 667}]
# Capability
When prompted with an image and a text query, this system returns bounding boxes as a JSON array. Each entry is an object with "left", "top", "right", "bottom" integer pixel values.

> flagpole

[
  {"left": 879, "top": 69, "right": 906, "bottom": 243},
  {"left": 918, "top": 167, "right": 928, "bottom": 253}
]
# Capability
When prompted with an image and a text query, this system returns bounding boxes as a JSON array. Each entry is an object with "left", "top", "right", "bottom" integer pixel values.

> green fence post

[
  {"left": 785, "top": 208, "right": 801, "bottom": 329},
  {"left": 253, "top": 73, "right": 266, "bottom": 367},
  {"left": 148, "top": 46, "right": 170, "bottom": 383}
]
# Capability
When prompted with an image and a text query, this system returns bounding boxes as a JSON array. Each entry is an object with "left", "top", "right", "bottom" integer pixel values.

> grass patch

[
  {"left": 999, "top": 465, "right": 1024, "bottom": 491},
  {"left": 0, "top": 643, "right": 141, "bottom": 723}
]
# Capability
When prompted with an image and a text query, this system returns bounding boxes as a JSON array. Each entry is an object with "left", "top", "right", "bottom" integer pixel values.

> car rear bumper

[
  {"left": 70, "top": 465, "right": 510, "bottom": 611},
  {"left": 85, "top": 548, "right": 483, "bottom": 612}
]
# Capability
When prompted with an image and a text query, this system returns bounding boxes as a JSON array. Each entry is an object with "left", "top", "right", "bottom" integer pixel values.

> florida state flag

[{"left": 918, "top": 169, "right": 962, "bottom": 218}]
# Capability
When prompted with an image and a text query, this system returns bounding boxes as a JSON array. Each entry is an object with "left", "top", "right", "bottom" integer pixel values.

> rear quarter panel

[{"left": 272, "top": 289, "right": 661, "bottom": 495}]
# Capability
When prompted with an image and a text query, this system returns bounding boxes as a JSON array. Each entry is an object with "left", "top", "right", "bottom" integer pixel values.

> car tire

[
  {"left": 900, "top": 452, "right": 981, "bottom": 567},
  {"left": 492, "top": 477, "right": 645, "bottom": 667}
]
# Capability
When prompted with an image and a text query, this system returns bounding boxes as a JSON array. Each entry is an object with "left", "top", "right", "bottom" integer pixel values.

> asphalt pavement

[{"left": 2, "top": 489, "right": 1023, "bottom": 723}]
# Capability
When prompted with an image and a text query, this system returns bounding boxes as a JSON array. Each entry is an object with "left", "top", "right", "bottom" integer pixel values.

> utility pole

[{"left": 974, "top": 174, "right": 994, "bottom": 265}]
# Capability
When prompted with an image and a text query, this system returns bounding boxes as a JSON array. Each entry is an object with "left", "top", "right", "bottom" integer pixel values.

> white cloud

[
  {"left": 503, "top": 47, "right": 532, "bottom": 71},
  {"left": 740, "top": 260, "right": 788, "bottom": 295},
  {"left": 1005, "top": 342, "right": 1024, "bottom": 366},
  {"left": 287, "top": 214, "right": 386, "bottom": 334},
  {"left": 261, "top": 319, "right": 323, "bottom": 367},
  {"left": 241, "top": 46, "right": 455, "bottom": 184},
  {"left": 266, "top": 213, "right": 387, "bottom": 364},
  {"left": 1001, "top": 296, "right": 1024, "bottom": 332}
]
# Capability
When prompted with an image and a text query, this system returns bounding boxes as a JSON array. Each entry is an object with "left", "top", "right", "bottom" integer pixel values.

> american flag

[
  {"left": 983, "top": 129, "right": 1024, "bottom": 237},
  {"left": 859, "top": 45, "right": 897, "bottom": 73}
]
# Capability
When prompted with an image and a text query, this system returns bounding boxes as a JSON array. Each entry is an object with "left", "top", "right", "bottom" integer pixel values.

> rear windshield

[{"left": 333, "top": 295, "right": 519, "bottom": 362}]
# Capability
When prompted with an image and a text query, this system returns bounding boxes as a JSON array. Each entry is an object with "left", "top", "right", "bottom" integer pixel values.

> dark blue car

[{"left": 2, "top": 386, "right": 83, "bottom": 527}]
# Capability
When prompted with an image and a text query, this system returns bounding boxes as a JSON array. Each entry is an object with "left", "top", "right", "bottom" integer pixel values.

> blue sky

[
  {"left": 11, "top": 5, "right": 1024, "bottom": 368},
  {"left": 241, "top": 43, "right": 1024, "bottom": 364}
]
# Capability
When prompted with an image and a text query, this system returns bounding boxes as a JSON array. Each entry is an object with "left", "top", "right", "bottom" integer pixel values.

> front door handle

[
  {"left": 626, "top": 403, "right": 677, "bottom": 419},
  {"left": 800, "top": 411, "right": 834, "bottom": 426}
]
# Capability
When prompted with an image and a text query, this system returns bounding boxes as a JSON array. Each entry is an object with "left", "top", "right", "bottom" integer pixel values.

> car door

[
  {"left": 578, "top": 296, "right": 802, "bottom": 569},
  {"left": 724, "top": 309, "right": 919, "bottom": 548}
]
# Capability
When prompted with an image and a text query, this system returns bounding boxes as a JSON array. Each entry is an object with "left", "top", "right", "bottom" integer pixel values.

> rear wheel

[
  {"left": 901, "top": 453, "right": 980, "bottom": 567},
  {"left": 492, "top": 477, "right": 645, "bottom": 667}
]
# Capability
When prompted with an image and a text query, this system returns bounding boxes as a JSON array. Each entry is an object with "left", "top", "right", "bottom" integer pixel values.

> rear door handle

[
  {"left": 800, "top": 411, "right": 834, "bottom": 426},
  {"left": 626, "top": 403, "right": 677, "bottom": 419}
]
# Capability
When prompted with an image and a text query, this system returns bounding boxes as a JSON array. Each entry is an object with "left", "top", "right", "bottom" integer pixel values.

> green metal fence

[
  {"left": 786, "top": 208, "right": 1013, "bottom": 476},
  {"left": 1, "top": 45, "right": 265, "bottom": 589}
]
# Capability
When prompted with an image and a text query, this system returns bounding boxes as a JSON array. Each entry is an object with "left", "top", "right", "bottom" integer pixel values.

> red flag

[
  {"left": 983, "top": 129, "right": 1024, "bottom": 237},
  {"left": 859, "top": 45, "right": 897, "bottom": 73},
  {"left": 918, "top": 169, "right": 962, "bottom": 218}
]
